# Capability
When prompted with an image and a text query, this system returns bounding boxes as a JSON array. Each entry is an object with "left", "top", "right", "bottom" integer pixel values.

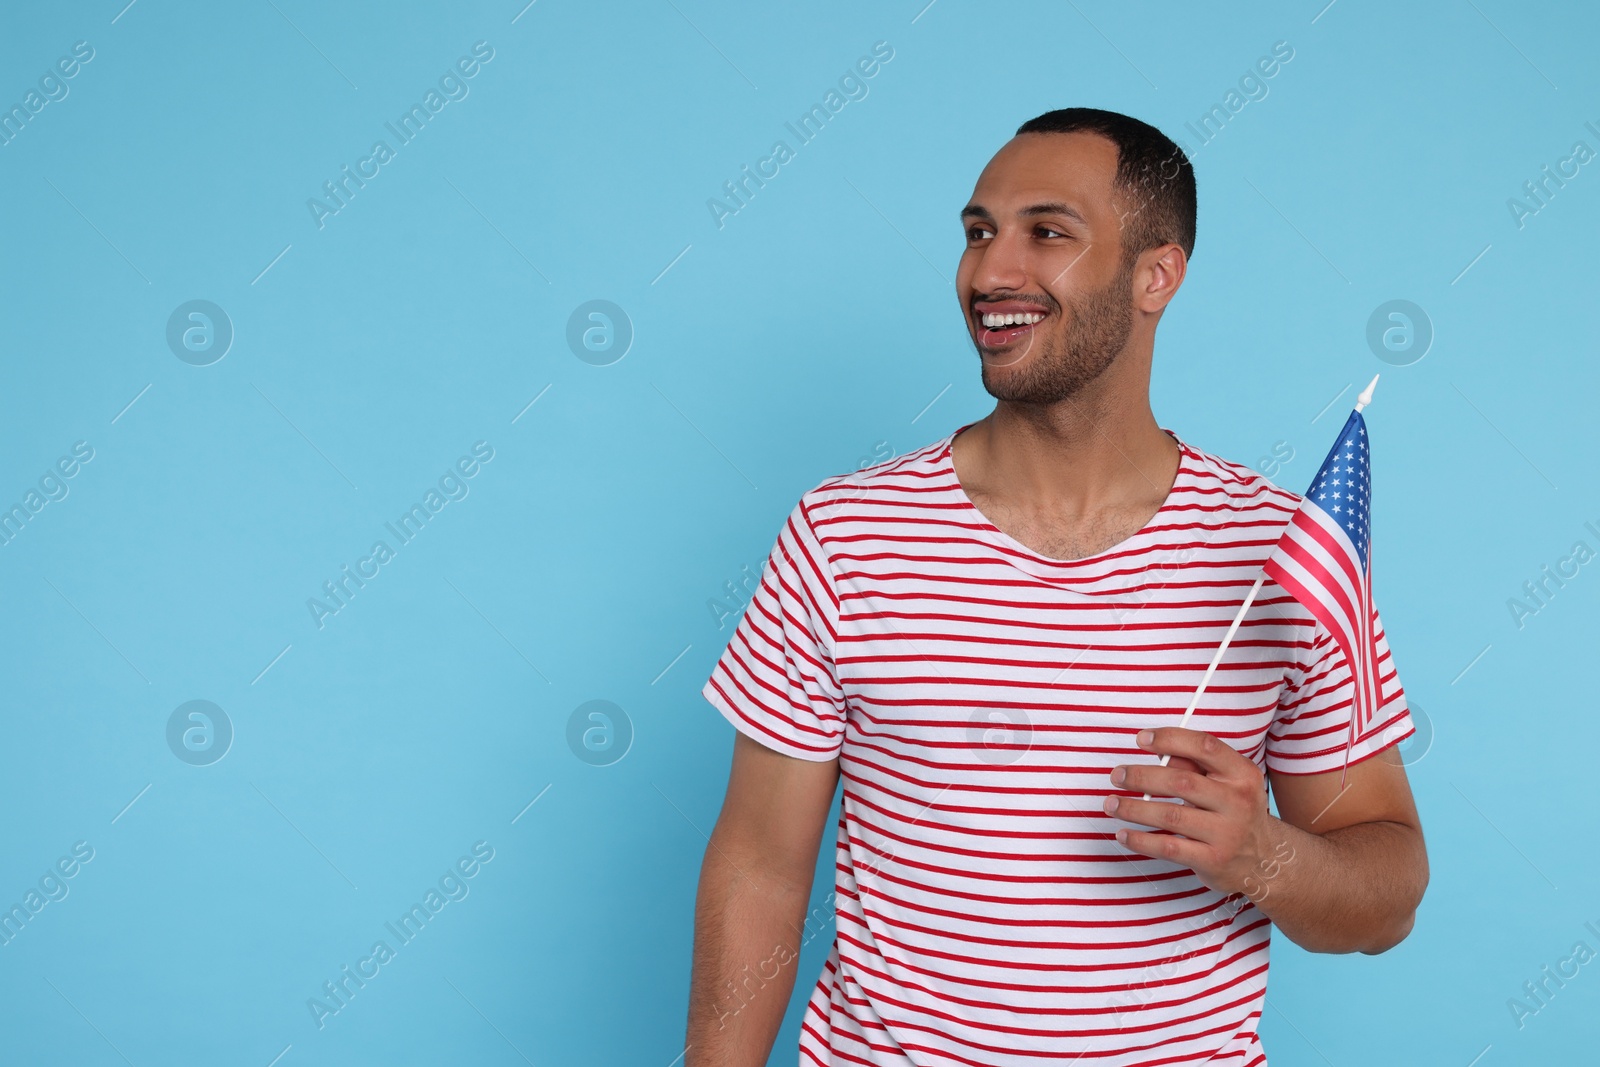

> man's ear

[{"left": 1134, "top": 243, "right": 1187, "bottom": 314}]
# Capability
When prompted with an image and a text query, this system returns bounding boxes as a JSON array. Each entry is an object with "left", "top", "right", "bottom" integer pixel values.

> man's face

[{"left": 957, "top": 131, "right": 1138, "bottom": 404}]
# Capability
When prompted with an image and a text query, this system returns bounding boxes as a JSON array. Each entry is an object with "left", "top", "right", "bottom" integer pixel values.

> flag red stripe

[
  {"left": 1292, "top": 508, "right": 1361, "bottom": 593},
  {"left": 1260, "top": 560, "right": 1366, "bottom": 720},
  {"left": 1276, "top": 538, "right": 1361, "bottom": 651}
]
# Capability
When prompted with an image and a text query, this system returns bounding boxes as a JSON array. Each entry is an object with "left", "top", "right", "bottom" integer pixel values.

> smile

[{"left": 975, "top": 310, "right": 1047, "bottom": 346}]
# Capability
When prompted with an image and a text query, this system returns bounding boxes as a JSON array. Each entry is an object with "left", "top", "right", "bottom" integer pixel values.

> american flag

[{"left": 1262, "top": 409, "right": 1382, "bottom": 780}]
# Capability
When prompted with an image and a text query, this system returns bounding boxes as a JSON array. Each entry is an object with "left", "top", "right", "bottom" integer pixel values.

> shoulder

[
  {"left": 1176, "top": 436, "right": 1326, "bottom": 633},
  {"left": 1175, "top": 435, "right": 1303, "bottom": 516},
  {"left": 794, "top": 432, "right": 955, "bottom": 526}
]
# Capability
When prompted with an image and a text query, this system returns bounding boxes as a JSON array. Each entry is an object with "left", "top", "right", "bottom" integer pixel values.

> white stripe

[{"left": 1358, "top": 560, "right": 1380, "bottom": 729}]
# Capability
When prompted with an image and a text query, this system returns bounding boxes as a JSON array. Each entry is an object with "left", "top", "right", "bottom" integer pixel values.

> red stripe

[
  {"left": 1263, "top": 557, "right": 1370, "bottom": 722},
  {"left": 1276, "top": 530, "right": 1361, "bottom": 636},
  {"left": 1294, "top": 506, "right": 1362, "bottom": 591}
]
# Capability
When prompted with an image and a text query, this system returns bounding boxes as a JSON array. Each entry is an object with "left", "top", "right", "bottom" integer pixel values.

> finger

[
  {"left": 1137, "top": 754, "right": 1205, "bottom": 801},
  {"left": 1137, "top": 728, "right": 1251, "bottom": 777},
  {"left": 1132, "top": 753, "right": 1206, "bottom": 799},
  {"left": 1114, "top": 762, "right": 1225, "bottom": 810},
  {"left": 1104, "top": 793, "right": 1225, "bottom": 844},
  {"left": 1113, "top": 825, "right": 1212, "bottom": 869},
  {"left": 1122, "top": 755, "right": 1207, "bottom": 784}
]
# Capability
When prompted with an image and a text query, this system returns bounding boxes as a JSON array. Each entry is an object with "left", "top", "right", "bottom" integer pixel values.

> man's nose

[{"left": 968, "top": 229, "right": 1029, "bottom": 296}]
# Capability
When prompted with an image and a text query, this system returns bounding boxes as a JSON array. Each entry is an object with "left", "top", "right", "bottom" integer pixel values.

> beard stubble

[{"left": 977, "top": 257, "right": 1137, "bottom": 405}]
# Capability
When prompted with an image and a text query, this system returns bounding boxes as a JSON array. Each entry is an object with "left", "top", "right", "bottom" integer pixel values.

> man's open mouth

[{"left": 976, "top": 310, "right": 1047, "bottom": 346}]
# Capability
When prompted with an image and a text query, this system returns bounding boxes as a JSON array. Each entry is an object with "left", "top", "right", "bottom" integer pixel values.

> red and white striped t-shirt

[{"left": 702, "top": 421, "right": 1416, "bottom": 1067}]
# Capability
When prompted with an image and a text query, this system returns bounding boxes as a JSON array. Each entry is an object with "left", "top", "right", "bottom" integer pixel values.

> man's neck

[{"left": 952, "top": 383, "right": 1180, "bottom": 523}]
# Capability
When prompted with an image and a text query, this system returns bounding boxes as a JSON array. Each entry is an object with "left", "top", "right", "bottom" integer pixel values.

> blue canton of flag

[
  {"left": 1263, "top": 409, "right": 1383, "bottom": 781},
  {"left": 1306, "top": 413, "right": 1372, "bottom": 568}
]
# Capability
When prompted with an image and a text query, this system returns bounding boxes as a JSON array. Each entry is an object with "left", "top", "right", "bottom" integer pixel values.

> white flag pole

[
  {"left": 1141, "top": 575, "right": 1265, "bottom": 799},
  {"left": 1354, "top": 373, "right": 1379, "bottom": 413},
  {"left": 1138, "top": 375, "right": 1379, "bottom": 801}
]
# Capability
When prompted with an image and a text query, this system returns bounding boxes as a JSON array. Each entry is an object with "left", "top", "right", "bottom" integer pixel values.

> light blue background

[{"left": 1, "top": 1, "right": 1595, "bottom": 1064}]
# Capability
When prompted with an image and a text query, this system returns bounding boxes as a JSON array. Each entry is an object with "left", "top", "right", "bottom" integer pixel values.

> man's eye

[
  {"left": 1036, "top": 226, "right": 1067, "bottom": 238},
  {"left": 966, "top": 226, "right": 994, "bottom": 240}
]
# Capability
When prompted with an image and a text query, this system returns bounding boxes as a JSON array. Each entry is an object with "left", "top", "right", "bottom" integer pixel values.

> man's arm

[
  {"left": 1255, "top": 742, "right": 1427, "bottom": 953},
  {"left": 686, "top": 730, "right": 840, "bottom": 1066},
  {"left": 1106, "top": 728, "right": 1427, "bottom": 955}
]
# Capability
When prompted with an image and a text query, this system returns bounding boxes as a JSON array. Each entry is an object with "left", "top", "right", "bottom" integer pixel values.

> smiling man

[{"left": 687, "top": 107, "right": 1427, "bottom": 1066}]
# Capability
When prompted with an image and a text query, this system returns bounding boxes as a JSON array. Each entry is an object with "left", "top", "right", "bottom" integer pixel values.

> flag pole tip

[{"left": 1356, "top": 374, "right": 1379, "bottom": 412}]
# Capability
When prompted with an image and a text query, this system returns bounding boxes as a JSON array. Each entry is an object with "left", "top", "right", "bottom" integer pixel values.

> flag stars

[{"left": 1298, "top": 413, "right": 1376, "bottom": 564}]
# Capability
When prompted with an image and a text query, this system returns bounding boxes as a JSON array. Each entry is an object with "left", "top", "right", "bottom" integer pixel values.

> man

[{"left": 687, "top": 107, "right": 1427, "bottom": 1066}]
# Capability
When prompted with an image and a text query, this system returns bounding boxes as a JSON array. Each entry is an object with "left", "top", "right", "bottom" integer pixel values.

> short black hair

[{"left": 1014, "top": 107, "right": 1196, "bottom": 266}]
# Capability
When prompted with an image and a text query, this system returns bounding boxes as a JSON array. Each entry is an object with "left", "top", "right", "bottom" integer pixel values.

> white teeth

[{"left": 980, "top": 312, "right": 1044, "bottom": 328}]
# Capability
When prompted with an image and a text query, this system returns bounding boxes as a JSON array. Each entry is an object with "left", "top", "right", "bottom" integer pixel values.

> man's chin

[
  {"left": 976, "top": 350, "right": 1040, "bottom": 400},
  {"left": 975, "top": 332, "right": 1040, "bottom": 371}
]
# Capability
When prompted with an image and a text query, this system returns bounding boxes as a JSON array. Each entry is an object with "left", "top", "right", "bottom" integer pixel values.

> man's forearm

[
  {"left": 685, "top": 839, "right": 811, "bottom": 1066},
  {"left": 1247, "top": 816, "right": 1427, "bottom": 954}
]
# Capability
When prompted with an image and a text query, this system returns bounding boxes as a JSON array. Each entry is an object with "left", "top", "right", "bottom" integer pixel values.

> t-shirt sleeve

[
  {"left": 1265, "top": 601, "right": 1416, "bottom": 776},
  {"left": 701, "top": 493, "right": 847, "bottom": 762}
]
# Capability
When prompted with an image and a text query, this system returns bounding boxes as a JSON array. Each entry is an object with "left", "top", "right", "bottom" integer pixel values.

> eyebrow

[{"left": 960, "top": 201, "right": 1089, "bottom": 226}]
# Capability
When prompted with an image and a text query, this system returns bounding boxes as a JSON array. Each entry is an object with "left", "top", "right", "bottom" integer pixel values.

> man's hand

[
  {"left": 1103, "top": 727, "right": 1286, "bottom": 899},
  {"left": 1103, "top": 725, "right": 1428, "bottom": 954}
]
